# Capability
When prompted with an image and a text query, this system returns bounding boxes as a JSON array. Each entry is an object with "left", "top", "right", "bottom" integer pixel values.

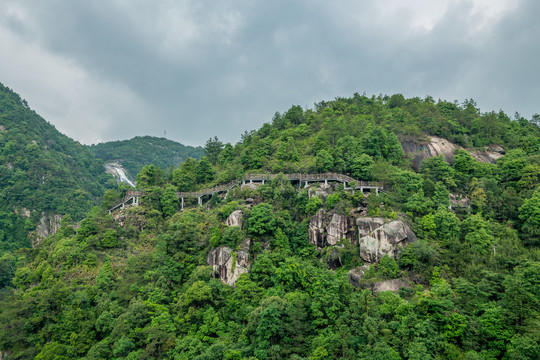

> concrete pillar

[
  {"left": 325, "top": 179, "right": 328, "bottom": 185},
  {"left": 250, "top": 179, "right": 253, "bottom": 184},
  {"left": 262, "top": 180, "right": 265, "bottom": 184},
  {"left": 121, "top": 203, "right": 125, "bottom": 209},
  {"left": 242, "top": 180, "right": 245, "bottom": 185},
  {"left": 198, "top": 196, "right": 202, "bottom": 206},
  {"left": 181, "top": 197, "right": 184, "bottom": 210}
]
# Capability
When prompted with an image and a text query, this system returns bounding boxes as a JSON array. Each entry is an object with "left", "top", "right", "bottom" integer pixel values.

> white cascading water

[
  {"left": 104, "top": 162, "right": 136, "bottom": 187},
  {"left": 114, "top": 166, "right": 136, "bottom": 187}
]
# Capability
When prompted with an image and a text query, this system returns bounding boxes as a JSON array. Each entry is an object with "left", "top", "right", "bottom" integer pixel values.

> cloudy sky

[{"left": 1, "top": 0, "right": 539, "bottom": 146}]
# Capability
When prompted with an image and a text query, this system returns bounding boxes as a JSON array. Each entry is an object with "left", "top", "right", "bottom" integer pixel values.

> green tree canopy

[
  {"left": 248, "top": 203, "right": 276, "bottom": 236},
  {"left": 204, "top": 136, "right": 224, "bottom": 165}
]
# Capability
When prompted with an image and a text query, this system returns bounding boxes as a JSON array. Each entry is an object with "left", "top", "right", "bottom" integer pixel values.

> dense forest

[
  {"left": 90, "top": 136, "right": 204, "bottom": 179},
  {"left": 0, "top": 91, "right": 539, "bottom": 359},
  {"left": 0, "top": 83, "right": 112, "bottom": 255}
]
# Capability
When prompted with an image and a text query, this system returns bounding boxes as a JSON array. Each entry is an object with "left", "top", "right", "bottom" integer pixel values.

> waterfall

[
  {"left": 114, "top": 166, "right": 136, "bottom": 187},
  {"left": 104, "top": 162, "right": 136, "bottom": 187}
]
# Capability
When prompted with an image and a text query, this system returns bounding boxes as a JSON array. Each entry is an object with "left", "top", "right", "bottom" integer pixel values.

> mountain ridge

[
  {"left": 89, "top": 135, "right": 205, "bottom": 179},
  {"left": 0, "top": 88, "right": 539, "bottom": 359},
  {"left": 0, "top": 82, "right": 112, "bottom": 252}
]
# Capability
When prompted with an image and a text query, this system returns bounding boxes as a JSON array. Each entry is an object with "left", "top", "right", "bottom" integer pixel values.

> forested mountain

[
  {"left": 90, "top": 136, "right": 204, "bottom": 179},
  {"left": 0, "top": 93, "right": 539, "bottom": 359},
  {"left": 0, "top": 83, "right": 112, "bottom": 254}
]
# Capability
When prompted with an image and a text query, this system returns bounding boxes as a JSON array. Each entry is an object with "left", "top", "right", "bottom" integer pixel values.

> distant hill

[
  {"left": 0, "top": 82, "right": 111, "bottom": 253},
  {"left": 89, "top": 136, "right": 204, "bottom": 179}
]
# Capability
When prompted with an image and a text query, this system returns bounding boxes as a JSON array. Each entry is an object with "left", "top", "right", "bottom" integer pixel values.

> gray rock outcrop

[
  {"left": 373, "top": 279, "right": 410, "bottom": 293},
  {"left": 309, "top": 209, "right": 325, "bottom": 248},
  {"left": 225, "top": 210, "right": 243, "bottom": 227},
  {"left": 31, "top": 213, "right": 62, "bottom": 246},
  {"left": 207, "top": 239, "right": 250, "bottom": 286},
  {"left": 357, "top": 217, "right": 385, "bottom": 238},
  {"left": 470, "top": 150, "right": 504, "bottom": 164},
  {"left": 307, "top": 183, "right": 331, "bottom": 199},
  {"left": 449, "top": 194, "right": 470, "bottom": 210},
  {"left": 241, "top": 182, "right": 260, "bottom": 190},
  {"left": 327, "top": 213, "right": 351, "bottom": 246},
  {"left": 309, "top": 210, "right": 355, "bottom": 248},
  {"left": 14, "top": 207, "right": 31, "bottom": 218},
  {"left": 347, "top": 264, "right": 371, "bottom": 287},
  {"left": 401, "top": 135, "right": 504, "bottom": 169},
  {"left": 357, "top": 218, "right": 416, "bottom": 263},
  {"left": 401, "top": 136, "right": 458, "bottom": 169}
]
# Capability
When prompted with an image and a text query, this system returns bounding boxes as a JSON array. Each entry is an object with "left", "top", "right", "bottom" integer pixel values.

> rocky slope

[
  {"left": 0, "top": 82, "right": 111, "bottom": 253},
  {"left": 401, "top": 135, "right": 504, "bottom": 169}
]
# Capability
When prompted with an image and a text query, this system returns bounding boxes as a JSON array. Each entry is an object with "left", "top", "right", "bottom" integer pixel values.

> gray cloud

[{"left": 0, "top": 0, "right": 538, "bottom": 146}]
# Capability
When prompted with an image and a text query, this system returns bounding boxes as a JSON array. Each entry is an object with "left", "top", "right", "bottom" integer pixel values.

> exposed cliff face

[
  {"left": 356, "top": 217, "right": 385, "bottom": 238},
  {"left": 240, "top": 182, "right": 260, "bottom": 190},
  {"left": 31, "top": 213, "right": 63, "bottom": 247},
  {"left": 308, "top": 210, "right": 325, "bottom": 248},
  {"left": 327, "top": 213, "right": 352, "bottom": 245},
  {"left": 449, "top": 194, "right": 470, "bottom": 210},
  {"left": 113, "top": 207, "right": 148, "bottom": 231},
  {"left": 14, "top": 207, "right": 31, "bottom": 218},
  {"left": 401, "top": 136, "right": 458, "bottom": 169},
  {"left": 307, "top": 183, "right": 331, "bottom": 200},
  {"left": 401, "top": 135, "right": 504, "bottom": 169},
  {"left": 469, "top": 149, "right": 504, "bottom": 164},
  {"left": 309, "top": 211, "right": 417, "bottom": 263},
  {"left": 207, "top": 239, "right": 250, "bottom": 286},
  {"left": 347, "top": 264, "right": 371, "bottom": 287},
  {"left": 373, "top": 279, "right": 411, "bottom": 293},
  {"left": 308, "top": 210, "right": 355, "bottom": 248},
  {"left": 348, "top": 266, "right": 412, "bottom": 292},
  {"left": 225, "top": 210, "right": 243, "bottom": 227},
  {"left": 357, "top": 218, "right": 416, "bottom": 263}
]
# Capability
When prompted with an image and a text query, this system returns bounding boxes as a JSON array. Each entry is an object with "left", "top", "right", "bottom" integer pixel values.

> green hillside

[
  {"left": 0, "top": 83, "right": 112, "bottom": 254},
  {"left": 90, "top": 136, "right": 204, "bottom": 179},
  {"left": 0, "top": 93, "right": 539, "bottom": 359}
]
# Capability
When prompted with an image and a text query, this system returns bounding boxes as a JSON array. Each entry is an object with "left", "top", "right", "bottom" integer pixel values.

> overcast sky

[{"left": 1, "top": 0, "right": 539, "bottom": 146}]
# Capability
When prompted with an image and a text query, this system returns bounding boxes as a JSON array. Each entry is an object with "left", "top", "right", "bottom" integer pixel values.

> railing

[
  {"left": 177, "top": 180, "right": 239, "bottom": 198},
  {"left": 110, "top": 173, "right": 383, "bottom": 212},
  {"left": 108, "top": 191, "right": 144, "bottom": 212},
  {"left": 125, "top": 190, "right": 144, "bottom": 198},
  {"left": 244, "top": 172, "right": 381, "bottom": 188}
]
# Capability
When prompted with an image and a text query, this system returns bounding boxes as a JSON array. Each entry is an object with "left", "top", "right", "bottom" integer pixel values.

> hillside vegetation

[
  {"left": 0, "top": 83, "right": 112, "bottom": 255},
  {"left": 90, "top": 136, "right": 204, "bottom": 179},
  {"left": 1, "top": 93, "right": 539, "bottom": 359}
]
